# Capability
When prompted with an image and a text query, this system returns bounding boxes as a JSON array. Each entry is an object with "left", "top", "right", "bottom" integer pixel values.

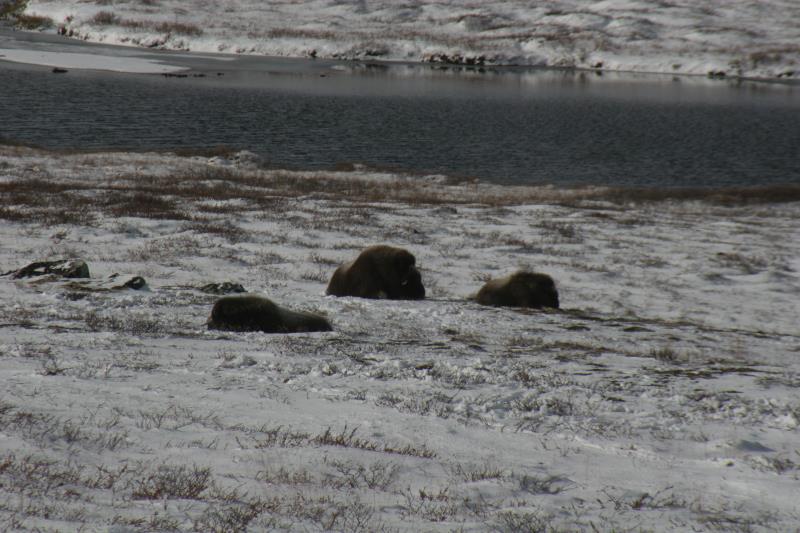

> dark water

[{"left": 1, "top": 59, "right": 799, "bottom": 187}]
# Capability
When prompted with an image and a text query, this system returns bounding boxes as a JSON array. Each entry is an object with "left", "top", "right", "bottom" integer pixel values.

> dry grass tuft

[
  {"left": 183, "top": 219, "right": 247, "bottom": 242},
  {"left": 88, "top": 12, "right": 202, "bottom": 35},
  {"left": 597, "top": 185, "right": 800, "bottom": 205},
  {"left": 14, "top": 13, "right": 52, "bottom": 29},
  {"left": 154, "top": 20, "right": 203, "bottom": 36},
  {"left": 130, "top": 463, "right": 211, "bottom": 500},
  {"left": 106, "top": 191, "right": 188, "bottom": 220},
  {"left": 313, "top": 426, "right": 436, "bottom": 458},
  {"left": 0, "top": 0, "right": 51, "bottom": 28},
  {"left": 86, "top": 310, "right": 167, "bottom": 335},
  {"left": 90, "top": 10, "right": 120, "bottom": 25},
  {"left": 0, "top": 0, "right": 27, "bottom": 19}
]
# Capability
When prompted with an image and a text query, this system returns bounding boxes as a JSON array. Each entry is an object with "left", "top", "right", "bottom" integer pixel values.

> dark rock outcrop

[
  {"left": 199, "top": 282, "right": 246, "bottom": 295},
  {"left": 5, "top": 259, "right": 90, "bottom": 279}
]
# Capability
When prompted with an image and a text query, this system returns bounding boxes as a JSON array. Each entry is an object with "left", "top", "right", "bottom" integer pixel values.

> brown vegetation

[
  {"left": 90, "top": 11, "right": 120, "bottom": 25},
  {"left": 90, "top": 12, "right": 203, "bottom": 35},
  {"left": 2, "top": 167, "right": 798, "bottom": 229},
  {"left": 13, "top": 13, "right": 52, "bottom": 29}
]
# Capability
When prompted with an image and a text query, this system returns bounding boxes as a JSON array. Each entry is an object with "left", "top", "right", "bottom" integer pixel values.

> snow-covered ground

[
  {"left": 1, "top": 145, "right": 799, "bottom": 531},
  {"left": 15, "top": 0, "right": 800, "bottom": 80}
]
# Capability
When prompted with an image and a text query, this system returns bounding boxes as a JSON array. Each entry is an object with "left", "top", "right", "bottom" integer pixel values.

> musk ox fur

[
  {"left": 207, "top": 295, "right": 332, "bottom": 334},
  {"left": 326, "top": 245, "right": 425, "bottom": 300},
  {"left": 476, "top": 271, "right": 559, "bottom": 309}
]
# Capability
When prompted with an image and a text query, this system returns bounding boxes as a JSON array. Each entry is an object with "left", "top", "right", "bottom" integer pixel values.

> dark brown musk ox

[
  {"left": 207, "top": 295, "right": 332, "bottom": 333},
  {"left": 326, "top": 245, "right": 425, "bottom": 299},
  {"left": 476, "top": 271, "right": 560, "bottom": 309}
]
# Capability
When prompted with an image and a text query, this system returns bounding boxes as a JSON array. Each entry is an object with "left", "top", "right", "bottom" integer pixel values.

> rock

[
  {"left": 6, "top": 259, "right": 90, "bottom": 279},
  {"left": 61, "top": 274, "right": 148, "bottom": 293},
  {"left": 232, "top": 150, "right": 263, "bottom": 168},
  {"left": 114, "top": 276, "right": 148, "bottom": 291},
  {"left": 199, "top": 282, "right": 247, "bottom": 295}
]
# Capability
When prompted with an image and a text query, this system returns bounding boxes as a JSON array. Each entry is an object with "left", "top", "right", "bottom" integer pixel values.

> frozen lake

[{"left": 1, "top": 29, "right": 799, "bottom": 187}]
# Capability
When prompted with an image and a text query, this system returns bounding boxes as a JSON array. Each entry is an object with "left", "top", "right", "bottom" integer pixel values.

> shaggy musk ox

[
  {"left": 326, "top": 245, "right": 425, "bottom": 299},
  {"left": 207, "top": 295, "right": 332, "bottom": 333},
  {"left": 476, "top": 271, "right": 560, "bottom": 309}
]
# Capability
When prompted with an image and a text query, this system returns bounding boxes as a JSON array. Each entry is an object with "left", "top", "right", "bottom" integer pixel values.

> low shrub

[
  {"left": 154, "top": 21, "right": 203, "bottom": 36},
  {"left": 91, "top": 11, "right": 119, "bottom": 25},
  {"left": 0, "top": 0, "right": 26, "bottom": 20},
  {"left": 15, "top": 13, "right": 52, "bottom": 29}
]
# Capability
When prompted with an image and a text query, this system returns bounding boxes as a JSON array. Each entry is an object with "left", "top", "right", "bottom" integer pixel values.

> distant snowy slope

[{"left": 22, "top": 0, "right": 800, "bottom": 79}]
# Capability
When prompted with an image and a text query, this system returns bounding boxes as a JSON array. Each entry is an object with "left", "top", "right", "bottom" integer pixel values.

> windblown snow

[
  {"left": 1, "top": 146, "right": 799, "bottom": 531},
  {"left": 19, "top": 0, "right": 800, "bottom": 80}
]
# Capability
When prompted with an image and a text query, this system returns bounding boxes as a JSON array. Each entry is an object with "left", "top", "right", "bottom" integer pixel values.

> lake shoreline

[
  {"left": 13, "top": 0, "right": 800, "bottom": 81},
  {"left": 3, "top": 26, "right": 800, "bottom": 88},
  {"left": 3, "top": 142, "right": 800, "bottom": 199}
]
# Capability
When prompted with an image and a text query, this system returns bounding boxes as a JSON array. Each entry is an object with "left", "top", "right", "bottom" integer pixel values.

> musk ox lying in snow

[
  {"left": 208, "top": 295, "right": 332, "bottom": 334},
  {"left": 326, "top": 245, "right": 425, "bottom": 300},
  {"left": 476, "top": 271, "right": 559, "bottom": 309}
]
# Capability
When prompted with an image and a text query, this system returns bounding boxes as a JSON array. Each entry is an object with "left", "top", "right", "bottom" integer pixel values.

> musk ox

[
  {"left": 476, "top": 271, "right": 559, "bottom": 309},
  {"left": 326, "top": 245, "right": 425, "bottom": 300},
  {"left": 207, "top": 295, "right": 332, "bottom": 334}
]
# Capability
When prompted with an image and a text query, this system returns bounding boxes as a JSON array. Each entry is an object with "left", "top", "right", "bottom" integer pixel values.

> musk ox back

[
  {"left": 326, "top": 245, "right": 425, "bottom": 300},
  {"left": 207, "top": 295, "right": 332, "bottom": 333},
  {"left": 476, "top": 271, "right": 559, "bottom": 309}
]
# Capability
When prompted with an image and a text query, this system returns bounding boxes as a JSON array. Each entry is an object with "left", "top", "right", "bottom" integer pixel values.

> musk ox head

[
  {"left": 207, "top": 295, "right": 332, "bottom": 334},
  {"left": 326, "top": 245, "right": 425, "bottom": 300},
  {"left": 476, "top": 271, "right": 559, "bottom": 309}
]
